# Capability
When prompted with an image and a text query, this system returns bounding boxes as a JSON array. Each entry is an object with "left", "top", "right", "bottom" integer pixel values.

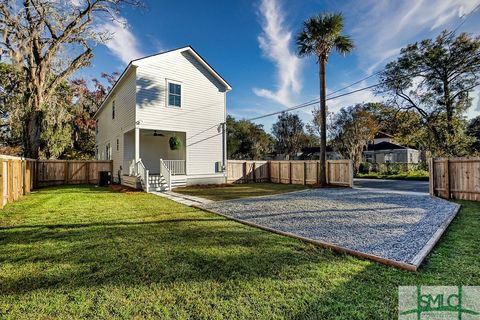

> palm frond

[
  {"left": 295, "top": 12, "right": 353, "bottom": 59},
  {"left": 334, "top": 35, "right": 354, "bottom": 56}
]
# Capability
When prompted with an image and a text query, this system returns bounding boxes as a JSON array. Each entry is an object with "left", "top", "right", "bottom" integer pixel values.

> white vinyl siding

[
  {"left": 95, "top": 69, "right": 136, "bottom": 181},
  {"left": 135, "top": 51, "right": 227, "bottom": 176}
]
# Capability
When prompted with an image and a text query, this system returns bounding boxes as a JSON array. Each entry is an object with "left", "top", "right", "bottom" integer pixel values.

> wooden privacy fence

[
  {"left": 227, "top": 160, "right": 353, "bottom": 187},
  {"left": 37, "top": 160, "right": 113, "bottom": 187},
  {"left": 1, "top": 155, "right": 113, "bottom": 209},
  {"left": 1, "top": 155, "right": 37, "bottom": 209},
  {"left": 430, "top": 157, "right": 480, "bottom": 201}
]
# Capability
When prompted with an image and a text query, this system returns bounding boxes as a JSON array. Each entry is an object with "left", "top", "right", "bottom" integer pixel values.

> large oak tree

[
  {"left": 377, "top": 31, "right": 480, "bottom": 156},
  {"left": 0, "top": 0, "right": 140, "bottom": 158}
]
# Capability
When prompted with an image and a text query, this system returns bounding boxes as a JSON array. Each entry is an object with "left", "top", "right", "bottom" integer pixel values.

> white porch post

[{"left": 134, "top": 127, "right": 140, "bottom": 162}]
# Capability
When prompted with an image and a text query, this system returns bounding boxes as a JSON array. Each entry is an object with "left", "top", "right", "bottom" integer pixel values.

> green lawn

[
  {"left": 174, "top": 182, "right": 307, "bottom": 201},
  {"left": 0, "top": 185, "right": 478, "bottom": 319}
]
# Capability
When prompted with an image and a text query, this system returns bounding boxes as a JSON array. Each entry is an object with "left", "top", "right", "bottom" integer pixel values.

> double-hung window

[
  {"left": 106, "top": 143, "right": 111, "bottom": 160},
  {"left": 168, "top": 82, "right": 181, "bottom": 107}
]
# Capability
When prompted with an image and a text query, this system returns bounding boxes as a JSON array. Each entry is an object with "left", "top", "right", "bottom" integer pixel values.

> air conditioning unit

[{"left": 215, "top": 161, "right": 224, "bottom": 173}]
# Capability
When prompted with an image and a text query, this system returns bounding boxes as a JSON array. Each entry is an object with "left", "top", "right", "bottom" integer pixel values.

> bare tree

[{"left": 0, "top": 0, "right": 141, "bottom": 158}]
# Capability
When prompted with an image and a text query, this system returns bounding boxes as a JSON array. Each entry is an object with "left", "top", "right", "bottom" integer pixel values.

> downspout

[{"left": 222, "top": 91, "right": 227, "bottom": 175}]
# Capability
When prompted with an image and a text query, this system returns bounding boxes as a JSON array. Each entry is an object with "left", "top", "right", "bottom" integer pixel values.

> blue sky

[{"left": 82, "top": 0, "right": 480, "bottom": 131}]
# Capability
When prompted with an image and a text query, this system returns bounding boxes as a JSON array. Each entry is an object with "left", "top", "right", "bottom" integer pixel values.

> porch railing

[
  {"left": 160, "top": 159, "right": 171, "bottom": 191},
  {"left": 123, "top": 159, "right": 136, "bottom": 176},
  {"left": 164, "top": 160, "right": 186, "bottom": 175}
]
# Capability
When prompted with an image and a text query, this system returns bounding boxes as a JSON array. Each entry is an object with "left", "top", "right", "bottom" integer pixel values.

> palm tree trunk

[{"left": 319, "top": 57, "right": 327, "bottom": 186}]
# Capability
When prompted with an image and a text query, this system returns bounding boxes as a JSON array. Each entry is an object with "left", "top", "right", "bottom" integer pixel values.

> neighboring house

[
  {"left": 363, "top": 132, "right": 420, "bottom": 163},
  {"left": 94, "top": 46, "right": 231, "bottom": 191},
  {"left": 264, "top": 146, "right": 340, "bottom": 161},
  {"left": 296, "top": 146, "right": 341, "bottom": 160}
]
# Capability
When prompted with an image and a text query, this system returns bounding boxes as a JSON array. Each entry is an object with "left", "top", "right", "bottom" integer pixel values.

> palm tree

[{"left": 296, "top": 13, "right": 354, "bottom": 186}]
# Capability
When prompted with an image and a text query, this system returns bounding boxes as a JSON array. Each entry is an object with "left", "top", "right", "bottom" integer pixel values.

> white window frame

[{"left": 166, "top": 79, "right": 182, "bottom": 108}]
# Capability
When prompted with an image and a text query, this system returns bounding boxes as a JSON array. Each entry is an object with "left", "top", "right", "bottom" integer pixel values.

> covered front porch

[
  {"left": 121, "top": 128, "right": 187, "bottom": 191},
  {"left": 123, "top": 128, "right": 186, "bottom": 175}
]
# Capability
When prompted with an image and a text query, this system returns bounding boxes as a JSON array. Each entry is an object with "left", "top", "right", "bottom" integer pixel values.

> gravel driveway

[
  {"left": 354, "top": 178, "right": 429, "bottom": 193},
  {"left": 201, "top": 188, "right": 460, "bottom": 267}
]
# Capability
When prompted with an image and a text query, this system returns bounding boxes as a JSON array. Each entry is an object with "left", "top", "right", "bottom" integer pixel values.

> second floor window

[
  {"left": 168, "top": 82, "right": 181, "bottom": 107},
  {"left": 112, "top": 101, "right": 115, "bottom": 119}
]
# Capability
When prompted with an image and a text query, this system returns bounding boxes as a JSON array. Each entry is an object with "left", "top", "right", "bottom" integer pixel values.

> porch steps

[{"left": 148, "top": 174, "right": 187, "bottom": 192}]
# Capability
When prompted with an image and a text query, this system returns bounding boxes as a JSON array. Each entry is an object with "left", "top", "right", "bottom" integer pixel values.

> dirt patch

[{"left": 109, "top": 184, "right": 141, "bottom": 194}]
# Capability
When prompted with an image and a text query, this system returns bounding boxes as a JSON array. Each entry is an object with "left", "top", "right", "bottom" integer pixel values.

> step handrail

[
  {"left": 136, "top": 159, "right": 149, "bottom": 192},
  {"left": 159, "top": 159, "right": 171, "bottom": 191}
]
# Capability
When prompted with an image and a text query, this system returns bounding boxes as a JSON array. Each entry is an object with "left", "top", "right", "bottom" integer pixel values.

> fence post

[
  {"left": 349, "top": 160, "right": 354, "bottom": 188},
  {"left": 22, "top": 159, "right": 26, "bottom": 195},
  {"left": 289, "top": 161, "right": 292, "bottom": 184},
  {"left": 33, "top": 161, "right": 38, "bottom": 189},
  {"left": 444, "top": 159, "right": 450, "bottom": 199},
  {"left": 64, "top": 161, "right": 69, "bottom": 184},
  {"left": 326, "top": 161, "right": 330, "bottom": 185},
  {"left": 267, "top": 161, "right": 271, "bottom": 182},
  {"left": 243, "top": 161, "right": 247, "bottom": 184},
  {"left": 8, "top": 160, "right": 13, "bottom": 203},
  {"left": 252, "top": 162, "right": 256, "bottom": 182},
  {"left": 278, "top": 161, "right": 281, "bottom": 184},
  {"left": 86, "top": 162, "right": 90, "bottom": 184},
  {"left": 303, "top": 162, "right": 307, "bottom": 185},
  {"left": 0, "top": 160, "right": 3, "bottom": 209},
  {"left": 428, "top": 158, "right": 434, "bottom": 196}
]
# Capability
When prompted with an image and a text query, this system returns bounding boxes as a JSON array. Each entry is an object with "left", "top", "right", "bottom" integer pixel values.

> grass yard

[
  {"left": 174, "top": 182, "right": 307, "bottom": 201},
  {"left": 0, "top": 185, "right": 478, "bottom": 319}
]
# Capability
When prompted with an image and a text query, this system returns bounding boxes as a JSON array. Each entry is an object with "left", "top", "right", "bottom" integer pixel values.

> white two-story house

[{"left": 94, "top": 46, "right": 231, "bottom": 191}]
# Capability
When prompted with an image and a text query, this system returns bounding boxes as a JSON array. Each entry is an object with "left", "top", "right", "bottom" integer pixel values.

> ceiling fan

[{"left": 153, "top": 130, "right": 164, "bottom": 137}]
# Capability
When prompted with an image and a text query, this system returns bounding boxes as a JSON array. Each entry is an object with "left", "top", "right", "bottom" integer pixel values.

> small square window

[{"left": 168, "top": 82, "right": 181, "bottom": 107}]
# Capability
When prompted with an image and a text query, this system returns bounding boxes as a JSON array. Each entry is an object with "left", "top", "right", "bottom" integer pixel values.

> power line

[
  {"left": 246, "top": 82, "right": 382, "bottom": 122},
  {"left": 452, "top": 3, "right": 480, "bottom": 34},
  {"left": 245, "top": 3, "right": 480, "bottom": 123},
  {"left": 326, "top": 70, "right": 383, "bottom": 98}
]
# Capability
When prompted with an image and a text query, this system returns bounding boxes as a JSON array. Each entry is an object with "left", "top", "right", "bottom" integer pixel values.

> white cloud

[
  {"left": 69, "top": 0, "right": 82, "bottom": 6},
  {"left": 99, "top": 16, "right": 144, "bottom": 65},
  {"left": 350, "top": 0, "right": 479, "bottom": 74},
  {"left": 253, "top": 0, "right": 302, "bottom": 107}
]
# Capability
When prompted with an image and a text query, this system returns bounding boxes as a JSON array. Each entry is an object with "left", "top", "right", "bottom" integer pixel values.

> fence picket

[
  {"left": 430, "top": 157, "right": 480, "bottom": 201},
  {"left": 227, "top": 159, "right": 353, "bottom": 187},
  {"left": 0, "top": 155, "right": 113, "bottom": 209}
]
